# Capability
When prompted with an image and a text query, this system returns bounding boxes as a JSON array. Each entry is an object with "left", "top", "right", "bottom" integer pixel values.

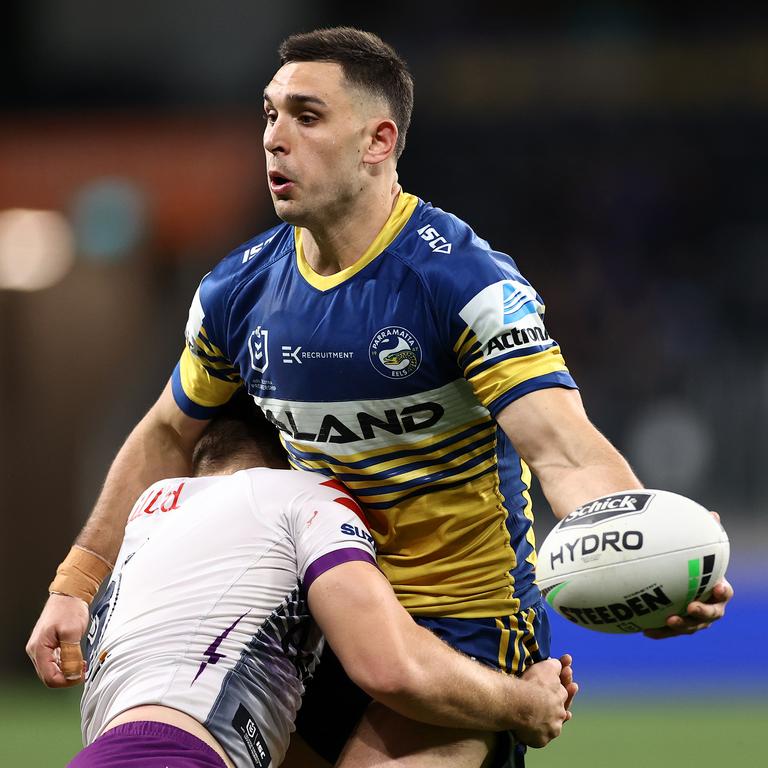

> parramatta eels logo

[{"left": 369, "top": 326, "right": 422, "bottom": 379}]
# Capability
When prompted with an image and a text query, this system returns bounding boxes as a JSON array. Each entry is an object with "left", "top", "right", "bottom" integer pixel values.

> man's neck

[
  {"left": 300, "top": 178, "right": 401, "bottom": 275},
  {"left": 195, "top": 455, "right": 287, "bottom": 477}
]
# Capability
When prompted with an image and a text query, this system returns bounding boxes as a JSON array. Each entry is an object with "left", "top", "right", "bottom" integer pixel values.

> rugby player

[
  {"left": 65, "top": 399, "right": 575, "bottom": 767},
  {"left": 28, "top": 26, "right": 732, "bottom": 768}
]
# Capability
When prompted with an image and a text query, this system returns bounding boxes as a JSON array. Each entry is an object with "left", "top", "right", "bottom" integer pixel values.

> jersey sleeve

[
  {"left": 427, "top": 231, "right": 577, "bottom": 418},
  {"left": 171, "top": 258, "right": 244, "bottom": 419},
  {"left": 290, "top": 477, "right": 377, "bottom": 593}
]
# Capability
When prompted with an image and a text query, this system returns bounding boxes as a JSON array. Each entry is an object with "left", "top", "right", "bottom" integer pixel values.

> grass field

[{"left": 1, "top": 681, "right": 763, "bottom": 767}]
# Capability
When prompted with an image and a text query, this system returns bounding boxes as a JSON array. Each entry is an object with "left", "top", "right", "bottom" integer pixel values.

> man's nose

[{"left": 264, "top": 117, "right": 288, "bottom": 155}]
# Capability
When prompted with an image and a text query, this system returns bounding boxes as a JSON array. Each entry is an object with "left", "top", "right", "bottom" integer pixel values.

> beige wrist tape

[{"left": 49, "top": 546, "right": 114, "bottom": 604}]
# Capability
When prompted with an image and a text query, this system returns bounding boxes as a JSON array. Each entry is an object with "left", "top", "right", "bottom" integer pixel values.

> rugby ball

[{"left": 537, "top": 490, "right": 729, "bottom": 634}]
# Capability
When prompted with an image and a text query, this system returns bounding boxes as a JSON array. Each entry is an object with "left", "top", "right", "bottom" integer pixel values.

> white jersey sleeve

[{"left": 287, "top": 476, "right": 377, "bottom": 591}]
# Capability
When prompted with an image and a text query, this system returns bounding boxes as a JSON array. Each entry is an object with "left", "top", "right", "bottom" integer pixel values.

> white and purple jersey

[{"left": 80, "top": 468, "right": 376, "bottom": 767}]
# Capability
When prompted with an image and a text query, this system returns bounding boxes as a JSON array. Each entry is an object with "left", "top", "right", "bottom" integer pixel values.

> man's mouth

[{"left": 268, "top": 171, "right": 295, "bottom": 194}]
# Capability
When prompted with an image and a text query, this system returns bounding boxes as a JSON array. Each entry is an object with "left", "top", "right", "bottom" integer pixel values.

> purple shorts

[{"left": 68, "top": 721, "right": 227, "bottom": 767}]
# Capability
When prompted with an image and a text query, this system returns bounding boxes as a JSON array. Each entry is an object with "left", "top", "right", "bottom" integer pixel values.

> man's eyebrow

[{"left": 262, "top": 90, "right": 328, "bottom": 108}]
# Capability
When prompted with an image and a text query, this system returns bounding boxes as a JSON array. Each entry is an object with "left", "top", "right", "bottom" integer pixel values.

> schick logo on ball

[{"left": 559, "top": 492, "right": 654, "bottom": 529}]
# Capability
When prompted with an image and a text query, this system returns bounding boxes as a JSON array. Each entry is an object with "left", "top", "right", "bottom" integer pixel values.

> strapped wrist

[{"left": 49, "top": 545, "right": 114, "bottom": 605}]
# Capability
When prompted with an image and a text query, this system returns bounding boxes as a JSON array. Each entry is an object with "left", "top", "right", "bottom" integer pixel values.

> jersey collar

[{"left": 294, "top": 192, "right": 419, "bottom": 291}]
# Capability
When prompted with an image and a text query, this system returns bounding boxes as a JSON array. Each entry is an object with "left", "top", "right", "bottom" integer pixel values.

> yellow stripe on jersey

[
  {"left": 178, "top": 346, "right": 242, "bottom": 408},
  {"left": 453, "top": 325, "right": 472, "bottom": 355},
  {"left": 509, "top": 614, "right": 522, "bottom": 672},
  {"left": 455, "top": 333, "right": 481, "bottom": 368},
  {"left": 520, "top": 459, "right": 538, "bottom": 569},
  {"left": 375, "top": 469, "right": 522, "bottom": 619},
  {"left": 453, "top": 326, "right": 481, "bottom": 364},
  {"left": 351, "top": 451, "right": 498, "bottom": 505},
  {"left": 284, "top": 415, "right": 492, "bottom": 468},
  {"left": 295, "top": 192, "right": 419, "bottom": 291},
  {"left": 195, "top": 327, "right": 227, "bottom": 360},
  {"left": 289, "top": 422, "right": 494, "bottom": 485},
  {"left": 521, "top": 608, "right": 540, "bottom": 664},
  {"left": 496, "top": 617, "right": 511, "bottom": 672},
  {"left": 468, "top": 347, "right": 569, "bottom": 409}
]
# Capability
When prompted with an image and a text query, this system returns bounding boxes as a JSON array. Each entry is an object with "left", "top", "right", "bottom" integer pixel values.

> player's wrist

[{"left": 49, "top": 545, "right": 113, "bottom": 605}]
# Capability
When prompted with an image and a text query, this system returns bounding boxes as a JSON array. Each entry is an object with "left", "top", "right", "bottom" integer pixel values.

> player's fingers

[
  {"left": 537, "top": 658, "right": 563, "bottom": 675},
  {"left": 60, "top": 641, "right": 85, "bottom": 682},
  {"left": 684, "top": 600, "right": 725, "bottom": 622},
  {"left": 644, "top": 620, "right": 709, "bottom": 639},
  {"left": 559, "top": 653, "right": 573, "bottom": 668},
  {"left": 710, "top": 578, "right": 734, "bottom": 602},
  {"left": 709, "top": 510, "right": 721, "bottom": 524},
  {"left": 33, "top": 643, "right": 75, "bottom": 688},
  {"left": 564, "top": 681, "right": 579, "bottom": 712}
]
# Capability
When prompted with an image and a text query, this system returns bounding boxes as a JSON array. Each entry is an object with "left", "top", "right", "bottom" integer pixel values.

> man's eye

[
  {"left": 298, "top": 114, "right": 317, "bottom": 125},
  {"left": 263, "top": 111, "right": 277, "bottom": 123}
]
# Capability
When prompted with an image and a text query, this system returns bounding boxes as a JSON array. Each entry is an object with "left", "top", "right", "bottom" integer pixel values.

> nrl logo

[{"left": 249, "top": 326, "right": 269, "bottom": 373}]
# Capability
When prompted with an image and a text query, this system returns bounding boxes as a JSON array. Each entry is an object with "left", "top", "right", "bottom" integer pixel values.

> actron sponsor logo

[
  {"left": 484, "top": 325, "right": 550, "bottom": 356},
  {"left": 559, "top": 492, "right": 654, "bottom": 529},
  {"left": 549, "top": 530, "right": 644, "bottom": 569},
  {"left": 264, "top": 401, "right": 445, "bottom": 444}
]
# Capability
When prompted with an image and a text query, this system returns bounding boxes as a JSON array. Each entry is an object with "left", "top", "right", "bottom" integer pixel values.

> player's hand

[
  {"left": 26, "top": 593, "right": 89, "bottom": 687},
  {"left": 644, "top": 511, "right": 732, "bottom": 639},
  {"left": 516, "top": 657, "right": 573, "bottom": 748},
  {"left": 643, "top": 577, "right": 733, "bottom": 639}
]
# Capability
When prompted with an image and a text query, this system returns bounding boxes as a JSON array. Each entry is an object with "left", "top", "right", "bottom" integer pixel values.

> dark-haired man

[
  {"left": 65, "top": 403, "right": 574, "bottom": 767},
  {"left": 29, "top": 25, "right": 732, "bottom": 768}
]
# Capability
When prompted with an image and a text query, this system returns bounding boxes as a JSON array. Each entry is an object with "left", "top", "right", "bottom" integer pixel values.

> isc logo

[
  {"left": 242, "top": 233, "right": 276, "bottom": 263},
  {"left": 417, "top": 225, "right": 452, "bottom": 254}
]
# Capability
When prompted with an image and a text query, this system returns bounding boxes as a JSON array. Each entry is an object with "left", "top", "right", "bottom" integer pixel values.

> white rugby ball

[{"left": 537, "top": 490, "right": 729, "bottom": 634}]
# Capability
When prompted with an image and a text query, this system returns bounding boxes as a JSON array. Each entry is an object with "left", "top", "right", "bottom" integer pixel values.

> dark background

[{"left": 1, "top": 2, "right": 765, "bottom": 691}]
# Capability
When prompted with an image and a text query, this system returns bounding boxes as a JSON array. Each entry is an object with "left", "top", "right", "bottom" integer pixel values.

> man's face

[{"left": 263, "top": 61, "right": 375, "bottom": 226}]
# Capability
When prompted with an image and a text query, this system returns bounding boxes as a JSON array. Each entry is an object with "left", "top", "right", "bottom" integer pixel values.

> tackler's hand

[
  {"left": 26, "top": 593, "right": 89, "bottom": 687},
  {"left": 558, "top": 653, "right": 579, "bottom": 717},
  {"left": 517, "top": 658, "right": 571, "bottom": 748}
]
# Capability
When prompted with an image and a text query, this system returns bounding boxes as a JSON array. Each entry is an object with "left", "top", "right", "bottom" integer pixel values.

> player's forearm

[
  {"left": 497, "top": 388, "right": 641, "bottom": 519},
  {"left": 369, "top": 625, "right": 537, "bottom": 732},
  {"left": 533, "top": 435, "right": 642, "bottom": 520},
  {"left": 312, "top": 565, "right": 542, "bottom": 733}
]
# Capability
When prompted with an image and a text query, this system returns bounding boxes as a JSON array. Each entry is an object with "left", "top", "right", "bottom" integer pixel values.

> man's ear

[{"left": 363, "top": 118, "right": 398, "bottom": 165}]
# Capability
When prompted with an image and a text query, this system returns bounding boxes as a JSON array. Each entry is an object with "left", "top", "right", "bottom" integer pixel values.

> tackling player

[
  {"left": 66, "top": 398, "right": 574, "bottom": 767},
  {"left": 28, "top": 26, "right": 732, "bottom": 768}
]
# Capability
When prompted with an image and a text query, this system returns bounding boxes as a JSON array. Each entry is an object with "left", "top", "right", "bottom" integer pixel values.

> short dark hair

[
  {"left": 192, "top": 390, "right": 287, "bottom": 476},
  {"left": 279, "top": 27, "right": 414, "bottom": 159}
]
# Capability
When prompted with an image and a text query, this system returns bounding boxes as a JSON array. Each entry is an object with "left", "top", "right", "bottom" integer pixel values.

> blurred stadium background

[{"left": 1, "top": 3, "right": 766, "bottom": 765}]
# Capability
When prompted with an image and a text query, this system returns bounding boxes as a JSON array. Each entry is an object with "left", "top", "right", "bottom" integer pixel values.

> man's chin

[{"left": 271, "top": 198, "right": 304, "bottom": 225}]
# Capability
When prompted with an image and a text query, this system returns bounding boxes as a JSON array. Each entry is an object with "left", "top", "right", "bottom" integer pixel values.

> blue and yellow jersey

[{"left": 172, "top": 193, "right": 577, "bottom": 619}]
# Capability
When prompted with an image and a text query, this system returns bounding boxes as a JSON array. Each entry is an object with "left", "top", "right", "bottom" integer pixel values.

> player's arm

[
  {"left": 26, "top": 380, "right": 210, "bottom": 688},
  {"left": 308, "top": 561, "right": 574, "bottom": 747},
  {"left": 496, "top": 386, "right": 640, "bottom": 520},
  {"left": 496, "top": 386, "right": 733, "bottom": 634}
]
